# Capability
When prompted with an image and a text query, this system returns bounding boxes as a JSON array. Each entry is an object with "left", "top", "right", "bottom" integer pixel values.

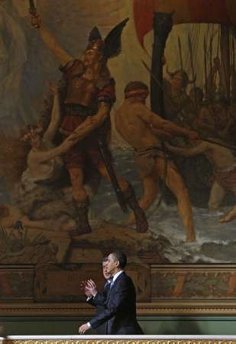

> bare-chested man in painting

[{"left": 114, "top": 81, "right": 199, "bottom": 242}]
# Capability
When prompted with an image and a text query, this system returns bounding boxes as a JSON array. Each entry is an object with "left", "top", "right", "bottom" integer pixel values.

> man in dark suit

[
  {"left": 79, "top": 250, "right": 143, "bottom": 335},
  {"left": 82, "top": 257, "right": 112, "bottom": 334}
]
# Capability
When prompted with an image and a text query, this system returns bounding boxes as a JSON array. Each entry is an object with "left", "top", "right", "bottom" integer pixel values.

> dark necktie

[
  {"left": 104, "top": 278, "right": 112, "bottom": 290},
  {"left": 105, "top": 278, "right": 113, "bottom": 298}
]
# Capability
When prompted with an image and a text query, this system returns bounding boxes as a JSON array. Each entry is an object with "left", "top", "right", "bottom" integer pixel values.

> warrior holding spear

[{"left": 29, "top": 1, "right": 148, "bottom": 235}]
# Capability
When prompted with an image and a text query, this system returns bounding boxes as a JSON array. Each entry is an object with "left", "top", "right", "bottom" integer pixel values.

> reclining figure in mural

[
  {"left": 0, "top": 203, "right": 60, "bottom": 233},
  {"left": 11, "top": 83, "right": 98, "bottom": 233},
  {"left": 114, "top": 81, "right": 199, "bottom": 242},
  {"left": 29, "top": 13, "right": 148, "bottom": 235},
  {"left": 0, "top": 203, "right": 43, "bottom": 231}
]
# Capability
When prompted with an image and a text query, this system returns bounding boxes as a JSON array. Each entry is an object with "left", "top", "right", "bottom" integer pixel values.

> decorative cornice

[{"left": 1, "top": 301, "right": 236, "bottom": 317}]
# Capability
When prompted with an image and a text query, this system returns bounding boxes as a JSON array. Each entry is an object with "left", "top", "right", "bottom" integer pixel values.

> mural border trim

[{"left": 1, "top": 300, "right": 236, "bottom": 316}]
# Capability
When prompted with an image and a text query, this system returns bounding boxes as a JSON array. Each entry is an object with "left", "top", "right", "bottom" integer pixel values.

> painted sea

[{"left": 90, "top": 147, "right": 236, "bottom": 264}]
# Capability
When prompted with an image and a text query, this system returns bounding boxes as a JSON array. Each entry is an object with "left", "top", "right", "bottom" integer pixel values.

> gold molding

[
  {"left": 2, "top": 339, "right": 236, "bottom": 344},
  {"left": 3, "top": 337, "right": 236, "bottom": 344},
  {"left": 1, "top": 300, "right": 236, "bottom": 316}
]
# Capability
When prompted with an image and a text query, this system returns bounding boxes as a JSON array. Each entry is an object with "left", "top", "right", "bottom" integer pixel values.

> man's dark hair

[
  {"left": 102, "top": 256, "right": 108, "bottom": 264},
  {"left": 112, "top": 250, "right": 127, "bottom": 269}
]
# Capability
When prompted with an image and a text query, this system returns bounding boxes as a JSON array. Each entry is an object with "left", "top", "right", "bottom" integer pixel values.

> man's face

[
  {"left": 171, "top": 74, "right": 183, "bottom": 90},
  {"left": 28, "top": 125, "right": 43, "bottom": 149},
  {"left": 105, "top": 253, "right": 119, "bottom": 276},
  {"left": 102, "top": 262, "right": 111, "bottom": 280},
  {"left": 83, "top": 49, "right": 102, "bottom": 67}
]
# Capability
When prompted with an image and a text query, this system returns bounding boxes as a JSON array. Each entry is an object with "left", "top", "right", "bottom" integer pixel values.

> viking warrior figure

[
  {"left": 30, "top": 11, "right": 148, "bottom": 235},
  {"left": 164, "top": 68, "right": 196, "bottom": 128}
]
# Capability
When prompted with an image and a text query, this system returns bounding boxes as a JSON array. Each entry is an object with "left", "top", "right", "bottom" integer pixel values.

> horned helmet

[
  {"left": 166, "top": 67, "right": 196, "bottom": 89},
  {"left": 84, "top": 18, "right": 129, "bottom": 62}
]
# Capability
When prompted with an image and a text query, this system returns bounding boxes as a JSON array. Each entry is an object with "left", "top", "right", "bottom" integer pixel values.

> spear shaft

[
  {"left": 204, "top": 36, "right": 208, "bottom": 97},
  {"left": 188, "top": 33, "right": 197, "bottom": 106},
  {"left": 178, "top": 36, "right": 183, "bottom": 71}
]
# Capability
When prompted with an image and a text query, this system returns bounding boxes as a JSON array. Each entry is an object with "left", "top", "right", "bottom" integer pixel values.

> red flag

[
  {"left": 133, "top": 0, "right": 155, "bottom": 48},
  {"left": 133, "top": 0, "right": 233, "bottom": 48}
]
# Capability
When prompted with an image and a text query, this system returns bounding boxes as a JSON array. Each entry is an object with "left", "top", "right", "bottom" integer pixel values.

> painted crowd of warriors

[
  {"left": 1, "top": 6, "right": 236, "bottom": 256},
  {"left": 163, "top": 56, "right": 236, "bottom": 224},
  {"left": 163, "top": 59, "right": 236, "bottom": 147}
]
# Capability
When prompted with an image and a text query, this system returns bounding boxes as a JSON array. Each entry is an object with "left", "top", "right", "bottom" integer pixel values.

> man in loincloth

[{"left": 114, "top": 81, "right": 199, "bottom": 242}]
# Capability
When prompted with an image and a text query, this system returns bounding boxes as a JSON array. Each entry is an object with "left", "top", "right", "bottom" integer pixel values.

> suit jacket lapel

[{"left": 107, "top": 271, "right": 125, "bottom": 301}]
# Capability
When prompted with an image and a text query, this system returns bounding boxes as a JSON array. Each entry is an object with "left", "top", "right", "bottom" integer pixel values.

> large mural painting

[{"left": 0, "top": 0, "right": 236, "bottom": 306}]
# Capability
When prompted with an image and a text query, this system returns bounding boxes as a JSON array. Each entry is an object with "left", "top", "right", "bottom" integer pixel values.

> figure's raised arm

[
  {"left": 43, "top": 83, "right": 61, "bottom": 142},
  {"left": 30, "top": 10, "right": 72, "bottom": 66}
]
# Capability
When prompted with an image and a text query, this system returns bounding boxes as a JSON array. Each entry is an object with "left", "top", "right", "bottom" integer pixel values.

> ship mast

[{"left": 220, "top": 24, "right": 231, "bottom": 102}]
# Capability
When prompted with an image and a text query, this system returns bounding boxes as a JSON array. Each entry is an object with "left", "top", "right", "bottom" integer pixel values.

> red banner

[
  {"left": 133, "top": 0, "right": 233, "bottom": 48},
  {"left": 133, "top": 0, "right": 155, "bottom": 47}
]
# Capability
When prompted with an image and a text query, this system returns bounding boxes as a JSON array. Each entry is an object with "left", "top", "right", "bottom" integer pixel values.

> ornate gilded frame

[{"left": 2, "top": 335, "right": 236, "bottom": 344}]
